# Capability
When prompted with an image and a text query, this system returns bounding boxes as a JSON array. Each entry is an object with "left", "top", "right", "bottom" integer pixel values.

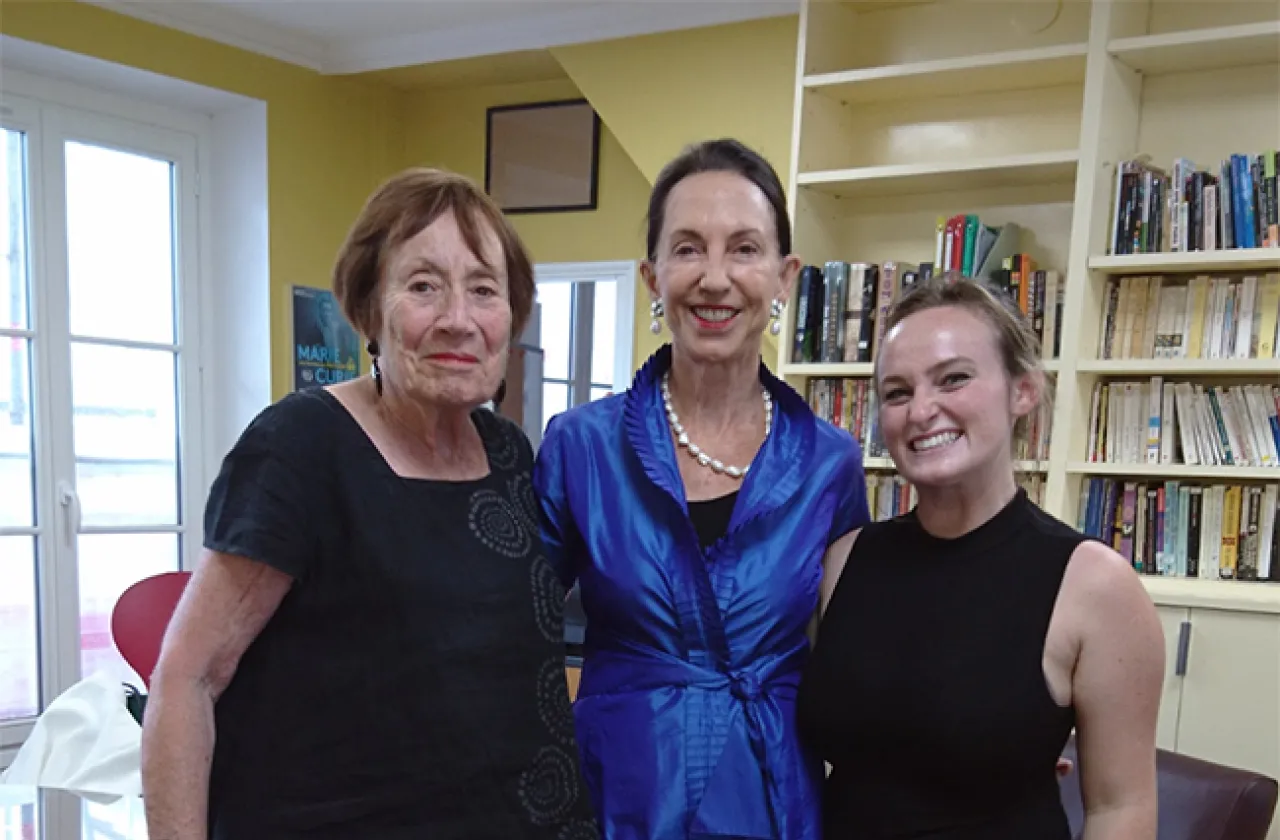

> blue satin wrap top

[{"left": 533, "top": 346, "right": 871, "bottom": 839}]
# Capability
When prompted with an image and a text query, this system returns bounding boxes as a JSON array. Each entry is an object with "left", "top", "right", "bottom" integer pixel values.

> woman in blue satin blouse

[{"left": 533, "top": 138, "right": 871, "bottom": 839}]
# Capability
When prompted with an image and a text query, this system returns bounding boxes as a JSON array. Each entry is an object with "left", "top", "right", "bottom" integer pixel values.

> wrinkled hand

[{"left": 1056, "top": 757, "right": 1074, "bottom": 778}]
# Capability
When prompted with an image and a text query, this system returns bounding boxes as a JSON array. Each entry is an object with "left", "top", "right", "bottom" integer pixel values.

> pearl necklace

[{"left": 661, "top": 372, "right": 773, "bottom": 479}]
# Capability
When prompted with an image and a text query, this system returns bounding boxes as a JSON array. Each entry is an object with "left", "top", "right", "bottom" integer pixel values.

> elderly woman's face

[{"left": 378, "top": 209, "right": 512, "bottom": 410}]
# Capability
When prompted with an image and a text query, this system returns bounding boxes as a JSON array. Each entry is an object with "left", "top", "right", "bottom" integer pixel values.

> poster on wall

[{"left": 291, "top": 285, "right": 361, "bottom": 391}]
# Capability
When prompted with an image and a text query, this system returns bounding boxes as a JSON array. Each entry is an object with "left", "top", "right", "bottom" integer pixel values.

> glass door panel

[
  {"left": 64, "top": 142, "right": 175, "bottom": 345},
  {"left": 61, "top": 138, "right": 183, "bottom": 692},
  {"left": 70, "top": 345, "right": 179, "bottom": 527},
  {"left": 0, "top": 340, "right": 34, "bottom": 528},
  {"left": 2, "top": 127, "right": 30, "bottom": 332},
  {"left": 1, "top": 123, "right": 40, "bottom": 727},
  {"left": 0, "top": 537, "right": 39, "bottom": 721}
]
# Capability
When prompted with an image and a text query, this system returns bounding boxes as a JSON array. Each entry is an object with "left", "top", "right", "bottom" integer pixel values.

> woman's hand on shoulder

[{"left": 1064, "top": 540, "right": 1164, "bottom": 839}]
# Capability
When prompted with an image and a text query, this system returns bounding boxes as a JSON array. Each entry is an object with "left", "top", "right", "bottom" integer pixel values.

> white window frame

[
  {"left": 0, "top": 71, "right": 212, "bottom": 836},
  {"left": 533, "top": 260, "right": 637, "bottom": 409}
]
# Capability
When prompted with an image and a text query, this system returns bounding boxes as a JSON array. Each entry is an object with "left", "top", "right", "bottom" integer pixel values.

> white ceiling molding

[
  {"left": 79, "top": 0, "right": 329, "bottom": 71},
  {"left": 76, "top": 0, "right": 798, "bottom": 77}
]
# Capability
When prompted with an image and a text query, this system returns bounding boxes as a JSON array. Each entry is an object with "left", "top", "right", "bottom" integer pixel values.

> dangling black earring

[{"left": 367, "top": 340, "right": 383, "bottom": 396}]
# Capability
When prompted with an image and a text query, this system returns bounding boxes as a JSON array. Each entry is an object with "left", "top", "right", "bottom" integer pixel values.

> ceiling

[{"left": 82, "top": 0, "right": 799, "bottom": 79}]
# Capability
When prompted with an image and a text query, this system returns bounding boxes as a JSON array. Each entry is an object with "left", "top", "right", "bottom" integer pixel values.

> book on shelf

[
  {"left": 807, "top": 376, "right": 885, "bottom": 459},
  {"left": 868, "top": 472, "right": 1047, "bottom": 522},
  {"left": 1078, "top": 478, "right": 1279, "bottom": 583},
  {"left": 1085, "top": 379, "right": 1279, "bottom": 468},
  {"left": 1096, "top": 272, "right": 1279, "bottom": 360},
  {"left": 869, "top": 474, "right": 916, "bottom": 521},
  {"left": 1108, "top": 151, "right": 1280, "bottom": 255},
  {"left": 792, "top": 249, "right": 1063, "bottom": 364},
  {"left": 792, "top": 260, "right": 925, "bottom": 364}
]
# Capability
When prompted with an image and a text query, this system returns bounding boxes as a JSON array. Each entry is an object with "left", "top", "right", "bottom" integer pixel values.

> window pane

[
  {"left": 590, "top": 386, "right": 612, "bottom": 402},
  {"left": 537, "top": 283, "right": 572, "bottom": 380},
  {"left": 78, "top": 532, "right": 179, "bottom": 687},
  {"left": 0, "top": 338, "right": 33, "bottom": 527},
  {"left": 84, "top": 796, "right": 147, "bottom": 839},
  {"left": 590, "top": 280, "right": 617, "bottom": 386},
  {"left": 0, "top": 792, "right": 38, "bottom": 839},
  {"left": 0, "top": 536, "right": 39, "bottom": 721},
  {"left": 1, "top": 128, "right": 30, "bottom": 330},
  {"left": 542, "top": 381, "right": 569, "bottom": 429},
  {"left": 65, "top": 141, "right": 176, "bottom": 344},
  {"left": 71, "top": 344, "right": 179, "bottom": 527}
]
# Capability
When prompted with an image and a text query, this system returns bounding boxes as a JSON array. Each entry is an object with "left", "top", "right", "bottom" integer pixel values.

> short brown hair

[
  {"left": 877, "top": 271, "right": 1051, "bottom": 448},
  {"left": 333, "top": 167, "right": 534, "bottom": 342}
]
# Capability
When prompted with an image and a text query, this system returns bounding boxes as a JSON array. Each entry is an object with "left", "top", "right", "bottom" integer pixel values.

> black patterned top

[{"left": 201, "top": 387, "right": 596, "bottom": 840}]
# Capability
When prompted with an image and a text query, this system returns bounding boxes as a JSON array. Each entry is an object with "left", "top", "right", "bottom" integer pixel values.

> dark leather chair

[{"left": 1058, "top": 736, "right": 1278, "bottom": 840}]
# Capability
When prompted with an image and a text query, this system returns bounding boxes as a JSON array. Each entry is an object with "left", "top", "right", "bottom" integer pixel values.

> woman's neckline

[
  {"left": 904, "top": 487, "right": 1031, "bottom": 557},
  {"left": 314, "top": 386, "right": 495, "bottom": 485},
  {"left": 688, "top": 490, "right": 740, "bottom": 507}
]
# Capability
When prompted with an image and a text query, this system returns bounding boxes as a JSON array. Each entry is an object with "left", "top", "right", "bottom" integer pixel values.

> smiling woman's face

[
  {"left": 875, "top": 303, "right": 1035, "bottom": 489},
  {"left": 376, "top": 208, "right": 512, "bottom": 409},
  {"left": 643, "top": 170, "right": 798, "bottom": 368}
]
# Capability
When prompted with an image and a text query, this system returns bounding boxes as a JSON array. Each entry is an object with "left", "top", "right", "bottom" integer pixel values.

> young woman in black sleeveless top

[{"left": 796, "top": 275, "right": 1165, "bottom": 840}]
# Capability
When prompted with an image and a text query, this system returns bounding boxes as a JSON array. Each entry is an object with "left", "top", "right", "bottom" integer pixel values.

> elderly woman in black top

[{"left": 140, "top": 168, "right": 594, "bottom": 840}]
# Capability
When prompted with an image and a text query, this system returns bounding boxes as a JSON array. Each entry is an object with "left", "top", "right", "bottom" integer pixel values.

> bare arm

[
  {"left": 1068, "top": 541, "right": 1165, "bottom": 840},
  {"left": 140, "top": 550, "right": 293, "bottom": 840},
  {"left": 808, "top": 529, "right": 860, "bottom": 645}
]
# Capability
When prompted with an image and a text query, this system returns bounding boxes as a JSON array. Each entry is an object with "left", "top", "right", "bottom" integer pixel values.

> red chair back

[{"left": 111, "top": 571, "right": 192, "bottom": 689}]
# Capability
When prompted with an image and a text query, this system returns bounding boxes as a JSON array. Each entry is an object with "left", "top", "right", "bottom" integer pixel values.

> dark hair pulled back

[{"left": 645, "top": 138, "right": 792, "bottom": 261}]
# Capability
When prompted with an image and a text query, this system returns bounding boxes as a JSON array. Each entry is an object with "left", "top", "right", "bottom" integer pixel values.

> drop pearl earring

[
  {"left": 768, "top": 299, "right": 784, "bottom": 336},
  {"left": 649, "top": 299, "right": 664, "bottom": 335}
]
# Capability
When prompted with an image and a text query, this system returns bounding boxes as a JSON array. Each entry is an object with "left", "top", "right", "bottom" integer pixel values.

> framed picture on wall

[{"left": 485, "top": 98, "right": 601, "bottom": 214}]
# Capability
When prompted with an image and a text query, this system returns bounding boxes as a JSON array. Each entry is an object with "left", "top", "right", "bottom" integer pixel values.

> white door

[{"left": 1, "top": 88, "right": 205, "bottom": 840}]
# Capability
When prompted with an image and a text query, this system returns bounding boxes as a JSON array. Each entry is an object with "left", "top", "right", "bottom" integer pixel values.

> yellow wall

[
  {"left": 551, "top": 16, "right": 799, "bottom": 364},
  {"left": 0, "top": 0, "right": 406, "bottom": 400},
  {"left": 552, "top": 17, "right": 799, "bottom": 187},
  {"left": 400, "top": 78, "right": 661, "bottom": 369}
]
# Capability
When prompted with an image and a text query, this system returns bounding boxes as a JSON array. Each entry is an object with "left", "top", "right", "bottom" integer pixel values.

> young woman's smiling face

[{"left": 876, "top": 304, "right": 1036, "bottom": 489}]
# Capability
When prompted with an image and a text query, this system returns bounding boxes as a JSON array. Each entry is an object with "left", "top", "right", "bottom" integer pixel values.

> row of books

[
  {"left": 791, "top": 252, "right": 1063, "bottom": 365},
  {"left": 867, "top": 473, "right": 1046, "bottom": 521},
  {"left": 1085, "top": 379, "right": 1280, "bottom": 468},
  {"left": 808, "top": 376, "right": 886, "bottom": 459},
  {"left": 1108, "top": 151, "right": 1280, "bottom": 255},
  {"left": 933, "top": 215, "right": 1020, "bottom": 279},
  {"left": 1097, "top": 272, "right": 1280, "bottom": 361},
  {"left": 807, "top": 376, "right": 1052, "bottom": 464},
  {"left": 1078, "top": 479, "right": 1279, "bottom": 582},
  {"left": 868, "top": 474, "right": 917, "bottom": 521},
  {"left": 791, "top": 260, "right": 927, "bottom": 365}
]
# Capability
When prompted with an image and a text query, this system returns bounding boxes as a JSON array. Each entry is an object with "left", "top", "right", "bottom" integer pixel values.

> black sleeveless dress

[{"left": 795, "top": 488, "right": 1082, "bottom": 840}]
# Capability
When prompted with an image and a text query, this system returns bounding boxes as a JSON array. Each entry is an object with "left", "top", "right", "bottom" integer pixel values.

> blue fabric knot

[{"left": 729, "top": 670, "right": 762, "bottom": 701}]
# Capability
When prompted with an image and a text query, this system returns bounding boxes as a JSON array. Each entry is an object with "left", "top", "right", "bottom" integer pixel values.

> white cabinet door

[
  {"left": 1155, "top": 605, "right": 1190, "bottom": 752},
  {"left": 1175, "top": 607, "right": 1280, "bottom": 840}
]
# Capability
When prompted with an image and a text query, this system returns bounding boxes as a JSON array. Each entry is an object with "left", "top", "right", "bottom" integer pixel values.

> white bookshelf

[
  {"left": 1108, "top": 20, "right": 1280, "bottom": 75},
  {"left": 1089, "top": 247, "right": 1280, "bottom": 274},
  {"left": 783, "top": 0, "right": 1280, "bottom": 797},
  {"left": 803, "top": 43, "right": 1089, "bottom": 104}
]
